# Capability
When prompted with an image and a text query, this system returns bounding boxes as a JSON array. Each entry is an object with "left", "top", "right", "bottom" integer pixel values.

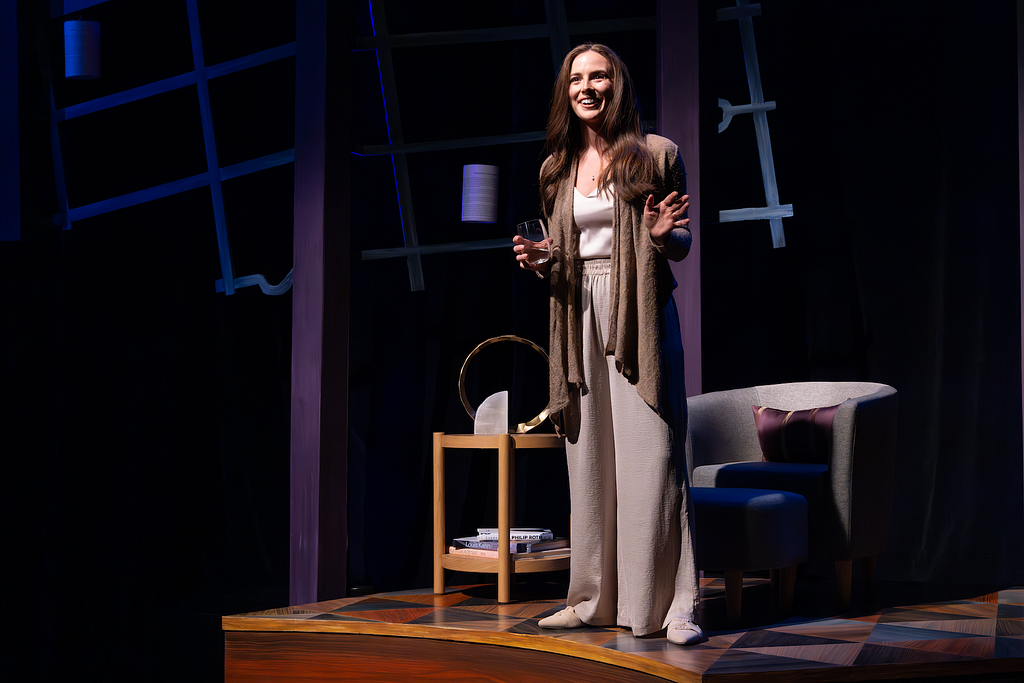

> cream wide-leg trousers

[{"left": 565, "top": 259, "right": 698, "bottom": 636}]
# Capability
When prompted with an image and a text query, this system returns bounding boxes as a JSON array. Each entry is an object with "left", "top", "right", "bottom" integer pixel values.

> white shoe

[
  {"left": 538, "top": 605, "right": 583, "bottom": 629},
  {"left": 666, "top": 618, "right": 703, "bottom": 645}
]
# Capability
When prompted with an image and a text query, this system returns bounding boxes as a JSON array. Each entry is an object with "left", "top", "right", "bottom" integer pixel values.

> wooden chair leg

[
  {"left": 835, "top": 559, "right": 853, "bottom": 611},
  {"left": 725, "top": 570, "right": 743, "bottom": 623}
]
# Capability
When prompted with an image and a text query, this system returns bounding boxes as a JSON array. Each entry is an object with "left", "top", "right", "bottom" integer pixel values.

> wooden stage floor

[{"left": 223, "top": 578, "right": 1024, "bottom": 682}]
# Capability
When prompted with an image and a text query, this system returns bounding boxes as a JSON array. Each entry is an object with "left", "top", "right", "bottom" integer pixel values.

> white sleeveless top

[{"left": 574, "top": 184, "right": 615, "bottom": 259}]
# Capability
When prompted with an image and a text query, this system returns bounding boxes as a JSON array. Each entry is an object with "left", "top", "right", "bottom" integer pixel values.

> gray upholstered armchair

[{"left": 684, "top": 382, "right": 899, "bottom": 609}]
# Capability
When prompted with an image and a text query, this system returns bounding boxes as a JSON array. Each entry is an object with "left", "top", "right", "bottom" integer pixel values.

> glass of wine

[{"left": 516, "top": 219, "right": 550, "bottom": 265}]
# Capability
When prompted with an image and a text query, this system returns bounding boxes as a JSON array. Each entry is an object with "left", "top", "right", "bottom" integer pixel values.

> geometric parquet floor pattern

[{"left": 225, "top": 581, "right": 1024, "bottom": 682}]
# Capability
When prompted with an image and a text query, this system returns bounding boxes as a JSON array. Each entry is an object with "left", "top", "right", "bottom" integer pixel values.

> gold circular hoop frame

[{"left": 458, "top": 335, "right": 550, "bottom": 434}]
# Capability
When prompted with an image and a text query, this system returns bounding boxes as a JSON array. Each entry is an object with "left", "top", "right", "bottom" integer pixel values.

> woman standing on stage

[{"left": 513, "top": 43, "right": 701, "bottom": 645}]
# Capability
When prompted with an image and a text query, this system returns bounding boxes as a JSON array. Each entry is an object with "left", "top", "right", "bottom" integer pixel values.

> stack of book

[{"left": 448, "top": 527, "right": 569, "bottom": 558}]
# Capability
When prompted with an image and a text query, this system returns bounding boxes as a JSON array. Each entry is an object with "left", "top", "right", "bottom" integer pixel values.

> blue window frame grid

[{"left": 49, "top": 0, "right": 295, "bottom": 296}]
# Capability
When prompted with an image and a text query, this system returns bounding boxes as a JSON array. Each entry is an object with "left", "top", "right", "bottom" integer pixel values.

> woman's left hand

[{"left": 643, "top": 192, "right": 690, "bottom": 245}]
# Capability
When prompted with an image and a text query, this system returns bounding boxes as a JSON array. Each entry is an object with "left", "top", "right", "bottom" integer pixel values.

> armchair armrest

[
  {"left": 685, "top": 387, "right": 764, "bottom": 479},
  {"left": 828, "top": 385, "right": 899, "bottom": 559}
]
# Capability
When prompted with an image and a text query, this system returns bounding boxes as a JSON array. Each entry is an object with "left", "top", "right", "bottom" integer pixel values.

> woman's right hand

[{"left": 513, "top": 235, "right": 552, "bottom": 272}]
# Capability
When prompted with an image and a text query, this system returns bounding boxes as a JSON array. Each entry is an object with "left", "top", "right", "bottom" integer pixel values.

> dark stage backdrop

[{"left": 3, "top": 1, "right": 1021, "bottom": 681}]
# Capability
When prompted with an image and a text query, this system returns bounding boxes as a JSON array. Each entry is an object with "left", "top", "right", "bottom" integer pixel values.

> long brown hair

[{"left": 539, "top": 43, "right": 654, "bottom": 217}]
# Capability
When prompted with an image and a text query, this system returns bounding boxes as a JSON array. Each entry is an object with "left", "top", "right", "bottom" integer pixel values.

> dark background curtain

[
  {"left": 698, "top": 0, "right": 1022, "bottom": 585},
  {"left": 3, "top": 1, "right": 1020, "bottom": 681}
]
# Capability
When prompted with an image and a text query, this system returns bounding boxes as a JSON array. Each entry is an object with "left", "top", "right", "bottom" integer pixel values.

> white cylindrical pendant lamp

[
  {"left": 65, "top": 20, "right": 101, "bottom": 80},
  {"left": 461, "top": 164, "right": 498, "bottom": 223}
]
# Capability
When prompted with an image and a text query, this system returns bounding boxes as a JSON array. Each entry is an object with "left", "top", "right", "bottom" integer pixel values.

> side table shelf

[{"left": 433, "top": 432, "right": 568, "bottom": 604}]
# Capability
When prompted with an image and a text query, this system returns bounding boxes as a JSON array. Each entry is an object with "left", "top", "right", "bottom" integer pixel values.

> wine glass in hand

[{"left": 514, "top": 219, "right": 551, "bottom": 266}]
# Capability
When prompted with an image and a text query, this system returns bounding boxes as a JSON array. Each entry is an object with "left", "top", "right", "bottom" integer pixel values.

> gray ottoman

[{"left": 691, "top": 487, "right": 808, "bottom": 622}]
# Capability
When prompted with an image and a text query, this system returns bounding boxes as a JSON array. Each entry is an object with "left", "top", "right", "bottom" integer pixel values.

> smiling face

[{"left": 568, "top": 50, "right": 613, "bottom": 127}]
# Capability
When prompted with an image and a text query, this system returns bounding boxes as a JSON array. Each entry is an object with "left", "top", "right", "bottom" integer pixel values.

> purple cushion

[{"left": 751, "top": 403, "right": 842, "bottom": 464}]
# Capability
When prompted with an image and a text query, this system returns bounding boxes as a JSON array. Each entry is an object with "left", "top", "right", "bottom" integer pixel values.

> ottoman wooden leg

[
  {"left": 725, "top": 570, "right": 743, "bottom": 623},
  {"left": 778, "top": 564, "right": 798, "bottom": 617},
  {"left": 836, "top": 560, "right": 853, "bottom": 611}
]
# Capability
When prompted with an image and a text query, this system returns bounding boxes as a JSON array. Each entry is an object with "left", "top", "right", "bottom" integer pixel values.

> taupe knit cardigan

[{"left": 543, "top": 134, "right": 691, "bottom": 439}]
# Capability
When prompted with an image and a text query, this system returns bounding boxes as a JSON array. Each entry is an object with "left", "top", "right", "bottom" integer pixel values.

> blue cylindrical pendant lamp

[{"left": 65, "top": 20, "right": 101, "bottom": 80}]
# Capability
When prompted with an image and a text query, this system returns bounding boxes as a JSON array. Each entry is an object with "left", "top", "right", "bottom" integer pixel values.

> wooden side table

[{"left": 433, "top": 432, "right": 568, "bottom": 603}]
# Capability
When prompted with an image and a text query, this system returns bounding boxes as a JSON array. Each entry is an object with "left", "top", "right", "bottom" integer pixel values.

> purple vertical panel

[
  {"left": 316, "top": 0, "right": 351, "bottom": 601},
  {"left": 290, "top": 0, "right": 351, "bottom": 604},
  {"left": 290, "top": 0, "right": 325, "bottom": 606},
  {"left": 657, "top": 0, "right": 701, "bottom": 397}
]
